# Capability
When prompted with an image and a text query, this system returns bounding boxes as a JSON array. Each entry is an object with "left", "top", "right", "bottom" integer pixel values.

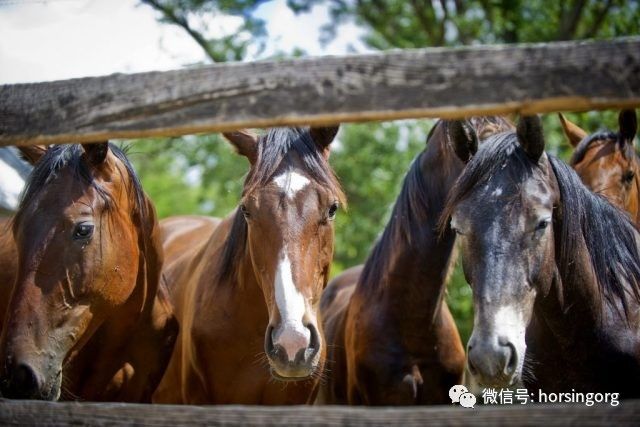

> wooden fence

[
  {"left": 1, "top": 37, "right": 639, "bottom": 146},
  {"left": 1, "top": 37, "right": 640, "bottom": 425},
  {"left": 0, "top": 399, "right": 638, "bottom": 426}
]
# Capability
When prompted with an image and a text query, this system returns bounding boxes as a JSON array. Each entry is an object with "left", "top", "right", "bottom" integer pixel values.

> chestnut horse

[
  {"left": 443, "top": 116, "right": 640, "bottom": 396},
  {"left": 560, "top": 110, "right": 639, "bottom": 225},
  {"left": 317, "top": 117, "right": 512, "bottom": 405},
  {"left": 0, "top": 143, "right": 178, "bottom": 401},
  {"left": 153, "top": 126, "right": 345, "bottom": 404}
]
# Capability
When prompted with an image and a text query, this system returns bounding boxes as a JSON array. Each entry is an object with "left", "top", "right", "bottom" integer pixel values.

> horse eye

[
  {"left": 73, "top": 223, "right": 94, "bottom": 240},
  {"left": 328, "top": 202, "right": 339, "bottom": 220},
  {"left": 536, "top": 219, "right": 549, "bottom": 231},
  {"left": 240, "top": 204, "right": 250, "bottom": 218},
  {"left": 623, "top": 170, "right": 635, "bottom": 183}
]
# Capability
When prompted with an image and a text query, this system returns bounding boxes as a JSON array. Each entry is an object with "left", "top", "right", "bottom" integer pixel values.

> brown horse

[
  {"left": 560, "top": 110, "right": 639, "bottom": 224},
  {"left": 0, "top": 143, "right": 178, "bottom": 401},
  {"left": 153, "top": 126, "right": 345, "bottom": 404},
  {"left": 317, "top": 117, "right": 513, "bottom": 405},
  {"left": 444, "top": 115, "right": 640, "bottom": 396}
]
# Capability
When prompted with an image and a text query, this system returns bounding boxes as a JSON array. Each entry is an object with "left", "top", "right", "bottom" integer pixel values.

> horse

[
  {"left": 317, "top": 117, "right": 513, "bottom": 405},
  {"left": 0, "top": 143, "right": 178, "bottom": 401},
  {"left": 152, "top": 126, "right": 345, "bottom": 404},
  {"left": 560, "top": 110, "right": 639, "bottom": 225},
  {"left": 442, "top": 115, "right": 640, "bottom": 396}
]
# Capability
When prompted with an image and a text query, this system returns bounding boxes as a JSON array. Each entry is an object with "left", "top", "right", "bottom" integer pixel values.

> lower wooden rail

[{"left": 0, "top": 399, "right": 638, "bottom": 426}]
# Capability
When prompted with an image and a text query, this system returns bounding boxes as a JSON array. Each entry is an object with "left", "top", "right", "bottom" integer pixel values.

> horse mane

[
  {"left": 442, "top": 131, "right": 640, "bottom": 319},
  {"left": 359, "top": 116, "right": 512, "bottom": 292},
  {"left": 216, "top": 127, "right": 346, "bottom": 284},
  {"left": 14, "top": 143, "right": 149, "bottom": 235},
  {"left": 570, "top": 130, "right": 636, "bottom": 166},
  {"left": 550, "top": 155, "right": 640, "bottom": 317}
]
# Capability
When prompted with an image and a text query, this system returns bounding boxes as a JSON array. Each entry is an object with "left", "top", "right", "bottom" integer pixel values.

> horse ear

[
  {"left": 82, "top": 141, "right": 109, "bottom": 165},
  {"left": 558, "top": 113, "right": 587, "bottom": 148},
  {"left": 448, "top": 120, "right": 477, "bottom": 163},
  {"left": 517, "top": 115, "right": 545, "bottom": 161},
  {"left": 17, "top": 145, "right": 47, "bottom": 165},
  {"left": 223, "top": 130, "right": 258, "bottom": 164},
  {"left": 619, "top": 109, "right": 637, "bottom": 144},
  {"left": 309, "top": 125, "right": 339, "bottom": 158}
]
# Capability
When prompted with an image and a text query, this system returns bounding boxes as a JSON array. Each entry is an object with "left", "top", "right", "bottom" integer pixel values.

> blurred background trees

[{"left": 128, "top": 0, "right": 639, "bottom": 343}]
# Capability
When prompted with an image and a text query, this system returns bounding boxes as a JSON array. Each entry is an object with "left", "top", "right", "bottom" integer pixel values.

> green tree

[{"left": 290, "top": 0, "right": 639, "bottom": 49}]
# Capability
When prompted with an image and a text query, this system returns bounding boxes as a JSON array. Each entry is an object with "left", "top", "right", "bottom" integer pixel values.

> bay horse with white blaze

[
  {"left": 153, "top": 126, "right": 345, "bottom": 404},
  {"left": 443, "top": 116, "right": 640, "bottom": 396},
  {"left": 317, "top": 117, "right": 512, "bottom": 405},
  {"left": 560, "top": 109, "right": 639, "bottom": 225},
  {"left": 0, "top": 143, "right": 178, "bottom": 401}
]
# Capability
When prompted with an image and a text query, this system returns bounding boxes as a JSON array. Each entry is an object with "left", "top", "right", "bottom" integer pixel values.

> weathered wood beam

[
  {"left": 1, "top": 38, "right": 639, "bottom": 146},
  {"left": 0, "top": 400, "right": 638, "bottom": 426}
]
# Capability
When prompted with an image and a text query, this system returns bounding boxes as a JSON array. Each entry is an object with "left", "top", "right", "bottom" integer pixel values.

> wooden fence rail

[
  {"left": 0, "top": 399, "right": 639, "bottom": 426},
  {"left": 1, "top": 38, "right": 639, "bottom": 146}
]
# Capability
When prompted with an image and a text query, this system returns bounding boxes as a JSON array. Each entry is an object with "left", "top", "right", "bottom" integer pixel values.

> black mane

[{"left": 216, "top": 127, "right": 345, "bottom": 283}]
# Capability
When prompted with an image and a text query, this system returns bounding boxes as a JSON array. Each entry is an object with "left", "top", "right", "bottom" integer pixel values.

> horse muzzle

[
  {"left": 265, "top": 322, "right": 321, "bottom": 380},
  {"left": 0, "top": 360, "right": 61, "bottom": 400}
]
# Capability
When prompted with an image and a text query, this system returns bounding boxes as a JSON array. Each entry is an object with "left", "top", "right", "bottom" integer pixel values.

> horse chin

[
  {"left": 35, "top": 369, "right": 63, "bottom": 401},
  {"left": 268, "top": 359, "right": 318, "bottom": 382},
  {"left": 269, "top": 368, "right": 314, "bottom": 382},
  {"left": 470, "top": 369, "right": 522, "bottom": 390},
  {"left": 46, "top": 371, "right": 63, "bottom": 401}
]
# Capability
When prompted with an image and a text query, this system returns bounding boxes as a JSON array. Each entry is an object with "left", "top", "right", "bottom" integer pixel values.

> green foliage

[{"left": 301, "top": 0, "right": 640, "bottom": 48}]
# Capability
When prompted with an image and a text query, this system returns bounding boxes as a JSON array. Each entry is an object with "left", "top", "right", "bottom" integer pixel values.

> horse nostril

[
  {"left": 14, "top": 364, "right": 38, "bottom": 391},
  {"left": 503, "top": 342, "right": 518, "bottom": 376},
  {"left": 264, "top": 325, "right": 276, "bottom": 355},
  {"left": 3, "top": 363, "right": 41, "bottom": 399},
  {"left": 307, "top": 323, "right": 319, "bottom": 351}
]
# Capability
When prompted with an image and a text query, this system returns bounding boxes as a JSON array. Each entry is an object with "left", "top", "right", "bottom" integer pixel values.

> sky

[{"left": 0, "top": 0, "right": 369, "bottom": 84}]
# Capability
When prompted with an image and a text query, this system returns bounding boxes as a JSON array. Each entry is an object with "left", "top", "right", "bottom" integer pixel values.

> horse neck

[
  {"left": 215, "top": 212, "right": 268, "bottom": 321},
  {"left": 360, "top": 124, "right": 463, "bottom": 327},
  {"left": 538, "top": 213, "right": 632, "bottom": 347}
]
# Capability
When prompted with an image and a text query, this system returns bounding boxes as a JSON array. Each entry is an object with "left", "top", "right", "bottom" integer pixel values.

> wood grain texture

[
  {"left": 1, "top": 38, "right": 639, "bottom": 146},
  {"left": 0, "top": 400, "right": 638, "bottom": 426}
]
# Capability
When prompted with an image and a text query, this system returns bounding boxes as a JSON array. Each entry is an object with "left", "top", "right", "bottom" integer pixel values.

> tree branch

[
  {"left": 557, "top": 0, "right": 588, "bottom": 40},
  {"left": 582, "top": 0, "right": 614, "bottom": 39},
  {"left": 410, "top": 0, "right": 437, "bottom": 44},
  {"left": 141, "top": 0, "right": 218, "bottom": 62}
]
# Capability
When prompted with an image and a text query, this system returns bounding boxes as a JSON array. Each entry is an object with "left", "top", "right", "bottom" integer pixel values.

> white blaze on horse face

[
  {"left": 273, "top": 247, "right": 310, "bottom": 361},
  {"left": 273, "top": 170, "right": 310, "bottom": 199},
  {"left": 493, "top": 305, "right": 527, "bottom": 364}
]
